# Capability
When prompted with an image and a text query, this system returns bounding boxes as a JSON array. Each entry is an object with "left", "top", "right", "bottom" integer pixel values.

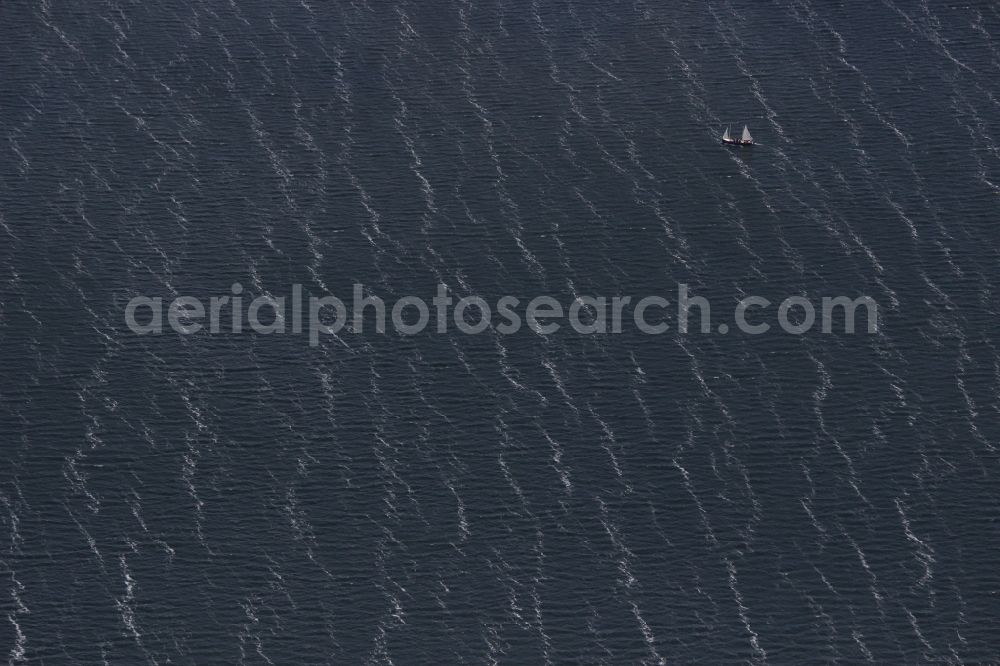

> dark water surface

[{"left": 2, "top": 0, "right": 999, "bottom": 663}]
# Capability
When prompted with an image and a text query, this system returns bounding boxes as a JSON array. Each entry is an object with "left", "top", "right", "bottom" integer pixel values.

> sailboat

[{"left": 722, "top": 125, "right": 754, "bottom": 146}]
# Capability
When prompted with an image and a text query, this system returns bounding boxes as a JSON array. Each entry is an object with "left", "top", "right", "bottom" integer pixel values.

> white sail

[
  {"left": 722, "top": 126, "right": 731, "bottom": 142},
  {"left": 741, "top": 125, "right": 752, "bottom": 143}
]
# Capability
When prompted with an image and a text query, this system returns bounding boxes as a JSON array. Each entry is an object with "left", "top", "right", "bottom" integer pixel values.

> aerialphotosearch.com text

[{"left": 124, "top": 283, "right": 879, "bottom": 346}]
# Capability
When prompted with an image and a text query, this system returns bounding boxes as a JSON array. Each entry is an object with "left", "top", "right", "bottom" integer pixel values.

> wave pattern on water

[{"left": 1, "top": 0, "right": 999, "bottom": 663}]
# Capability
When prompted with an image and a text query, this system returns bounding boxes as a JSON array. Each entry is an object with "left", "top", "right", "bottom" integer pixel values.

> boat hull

[{"left": 722, "top": 139, "right": 754, "bottom": 146}]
